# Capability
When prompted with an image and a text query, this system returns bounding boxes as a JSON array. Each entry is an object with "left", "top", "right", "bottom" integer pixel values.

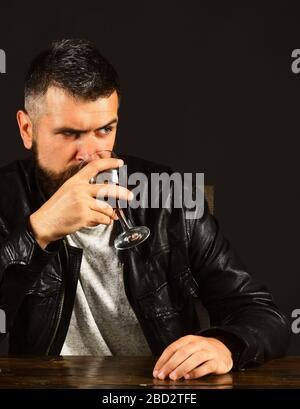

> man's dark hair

[{"left": 24, "top": 38, "right": 121, "bottom": 110}]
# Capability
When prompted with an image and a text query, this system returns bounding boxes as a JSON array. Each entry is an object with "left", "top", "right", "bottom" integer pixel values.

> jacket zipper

[{"left": 45, "top": 238, "right": 68, "bottom": 355}]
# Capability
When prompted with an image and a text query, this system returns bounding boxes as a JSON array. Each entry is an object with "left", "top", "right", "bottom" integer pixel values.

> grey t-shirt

[{"left": 61, "top": 223, "right": 152, "bottom": 356}]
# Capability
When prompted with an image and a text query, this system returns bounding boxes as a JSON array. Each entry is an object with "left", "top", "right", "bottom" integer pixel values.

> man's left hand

[{"left": 152, "top": 335, "right": 233, "bottom": 380}]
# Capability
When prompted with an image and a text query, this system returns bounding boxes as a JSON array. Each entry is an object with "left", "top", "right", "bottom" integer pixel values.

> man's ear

[{"left": 16, "top": 110, "right": 34, "bottom": 149}]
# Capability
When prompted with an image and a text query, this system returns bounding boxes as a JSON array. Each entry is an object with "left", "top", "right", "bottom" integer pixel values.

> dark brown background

[{"left": 0, "top": 2, "right": 299, "bottom": 354}]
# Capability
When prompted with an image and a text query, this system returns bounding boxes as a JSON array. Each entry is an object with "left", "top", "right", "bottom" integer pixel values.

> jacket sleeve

[
  {"left": 0, "top": 217, "right": 60, "bottom": 340},
  {"left": 187, "top": 200, "right": 290, "bottom": 370}
]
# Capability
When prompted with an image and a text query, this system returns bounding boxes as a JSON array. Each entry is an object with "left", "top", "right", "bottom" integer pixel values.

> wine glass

[{"left": 89, "top": 150, "right": 150, "bottom": 250}]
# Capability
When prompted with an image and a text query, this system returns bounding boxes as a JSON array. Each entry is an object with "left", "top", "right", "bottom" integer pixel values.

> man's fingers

[
  {"left": 168, "top": 351, "right": 212, "bottom": 380},
  {"left": 88, "top": 183, "right": 134, "bottom": 202},
  {"left": 87, "top": 209, "right": 113, "bottom": 226},
  {"left": 88, "top": 198, "right": 119, "bottom": 220},
  {"left": 184, "top": 359, "right": 218, "bottom": 380},
  {"left": 153, "top": 336, "right": 194, "bottom": 377},
  {"left": 75, "top": 158, "right": 124, "bottom": 182},
  {"left": 153, "top": 335, "right": 233, "bottom": 380},
  {"left": 154, "top": 346, "right": 208, "bottom": 380}
]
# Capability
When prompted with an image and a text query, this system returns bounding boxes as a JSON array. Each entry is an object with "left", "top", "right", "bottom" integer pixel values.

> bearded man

[{"left": 0, "top": 39, "right": 289, "bottom": 381}]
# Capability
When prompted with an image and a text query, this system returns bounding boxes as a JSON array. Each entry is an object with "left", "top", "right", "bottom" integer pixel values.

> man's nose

[{"left": 75, "top": 135, "right": 101, "bottom": 162}]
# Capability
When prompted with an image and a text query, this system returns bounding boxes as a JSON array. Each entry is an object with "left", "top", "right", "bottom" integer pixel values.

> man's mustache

[
  {"left": 53, "top": 160, "right": 88, "bottom": 184},
  {"left": 35, "top": 159, "right": 89, "bottom": 200}
]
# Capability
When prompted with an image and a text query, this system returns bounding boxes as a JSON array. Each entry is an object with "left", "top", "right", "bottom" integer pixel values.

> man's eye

[
  {"left": 63, "top": 131, "right": 78, "bottom": 137},
  {"left": 101, "top": 126, "right": 113, "bottom": 135}
]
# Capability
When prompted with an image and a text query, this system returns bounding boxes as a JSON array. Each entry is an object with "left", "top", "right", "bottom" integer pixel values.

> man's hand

[
  {"left": 152, "top": 335, "right": 233, "bottom": 380},
  {"left": 29, "top": 158, "right": 133, "bottom": 249}
]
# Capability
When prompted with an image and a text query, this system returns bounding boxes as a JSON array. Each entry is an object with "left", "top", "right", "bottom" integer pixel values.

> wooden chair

[{"left": 204, "top": 185, "right": 214, "bottom": 215}]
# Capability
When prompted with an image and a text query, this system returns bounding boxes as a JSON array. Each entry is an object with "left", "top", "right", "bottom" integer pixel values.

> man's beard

[{"left": 32, "top": 140, "right": 87, "bottom": 199}]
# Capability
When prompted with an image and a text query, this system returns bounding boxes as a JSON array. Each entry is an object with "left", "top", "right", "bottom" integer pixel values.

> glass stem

[{"left": 115, "top": 205, "right": 132, "bottom": 232}]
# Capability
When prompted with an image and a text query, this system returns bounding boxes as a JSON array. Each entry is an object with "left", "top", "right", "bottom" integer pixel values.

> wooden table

[{"left": 0, "top": 356, "right": 299, "bottom": 389}]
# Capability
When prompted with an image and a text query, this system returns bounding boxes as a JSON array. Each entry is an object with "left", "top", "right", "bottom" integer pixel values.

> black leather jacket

[{"left": 0, "top": 156, "right": 290, "bottom": 369}]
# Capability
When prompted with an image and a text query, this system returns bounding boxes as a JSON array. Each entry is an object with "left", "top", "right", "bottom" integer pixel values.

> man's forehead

[{"left": 43, "top": 86, "right": 118, "bottom": 115}]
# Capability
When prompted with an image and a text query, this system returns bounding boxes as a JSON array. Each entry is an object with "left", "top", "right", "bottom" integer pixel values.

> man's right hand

[{"left": 29, "top": 158, "right": 133, "bottom": 249}]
